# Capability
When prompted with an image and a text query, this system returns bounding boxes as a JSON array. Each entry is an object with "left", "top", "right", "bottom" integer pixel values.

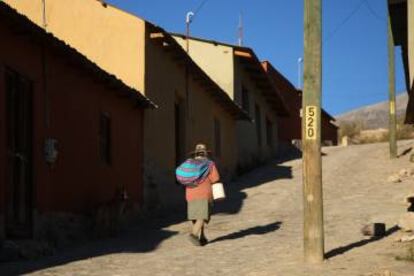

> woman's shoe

[
  {"left": 188, "top": 234, "right": 201, "bottom": 246},
  {"left": 199, "top": 236, "right": 208, "bottom": 246}
]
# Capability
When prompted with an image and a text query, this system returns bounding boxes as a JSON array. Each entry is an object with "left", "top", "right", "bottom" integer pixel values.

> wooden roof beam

[
  {"left": 150, "top": 32, "right": 165, "bottom": 39},
  {"left": 234, "top": 50, "right": 252, "bottom": 58}
]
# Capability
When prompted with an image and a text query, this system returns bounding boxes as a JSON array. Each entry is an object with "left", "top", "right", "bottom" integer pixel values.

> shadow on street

[
  {"left": 0, "top": 159, "right": 292, "bottom": 275},
  {"left": 214, "top": 163, "right": 293, "bottom": 215},
  {"left": 0, "top": 224, "right": 178, "bottom": 275},
  {"left": 208, "top": 221, "right": 282, "bottom": 244},
  {"left": 325, "top": 225, "right": 400, "bottom": 259}
]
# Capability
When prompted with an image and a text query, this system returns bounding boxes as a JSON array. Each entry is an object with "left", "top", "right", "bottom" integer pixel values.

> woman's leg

[{"left": 192, "top": 219, "right": 204, "bottom": 238}]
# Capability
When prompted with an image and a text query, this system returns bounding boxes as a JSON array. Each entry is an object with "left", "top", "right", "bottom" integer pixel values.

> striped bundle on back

[{"left": 176, "top": 158, "right": 213, "bottom": 187}]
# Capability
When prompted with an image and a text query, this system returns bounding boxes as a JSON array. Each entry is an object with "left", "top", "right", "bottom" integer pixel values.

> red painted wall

[
  {"left": 262, "top": 62, "right": 302, "bottom": 142},
  {"left": 0, "top": 65, "right": 5, "bottom": 217},
  {"left": 321, "top": 113, "right": 339, "bottom": 145},
  {"left": 0, "top": 22, "right": 144, "bottom": 215},
  {"left": 263, "top": 61, "right": 338, "bottom": 145}
]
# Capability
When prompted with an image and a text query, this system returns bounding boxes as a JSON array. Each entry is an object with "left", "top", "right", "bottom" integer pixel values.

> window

[
  {"left": 214, "top": 118, "right": 222, "bottom": 158},
  {"left": 241, "top": 85, "right": 249, "bottom": 113},
  {"left": 266, "top": 117, "right": 273, "bottom": 148},
  {"left": 255, "top": 104, "right": 262, "bottom": 147},
  {"left": 99, "top": 112, "right": 111, "bottom": 165}
]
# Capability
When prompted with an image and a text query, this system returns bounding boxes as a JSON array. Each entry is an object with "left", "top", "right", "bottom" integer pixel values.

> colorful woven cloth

[{"left": 176, "top": 158, "right": 213, "bottom": 187}]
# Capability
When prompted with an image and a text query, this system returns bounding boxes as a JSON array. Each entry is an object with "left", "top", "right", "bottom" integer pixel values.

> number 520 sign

[{"left": 305, "top": 106, "right": 317, "bottom": 140}]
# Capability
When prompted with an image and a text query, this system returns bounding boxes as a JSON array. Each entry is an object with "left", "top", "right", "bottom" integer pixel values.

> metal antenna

[
  {"left": 42, "top": 0, "right": 47, "bottom": 28},
  {"left": 238, "top": 12, "right": 243, "bottom": 46}
]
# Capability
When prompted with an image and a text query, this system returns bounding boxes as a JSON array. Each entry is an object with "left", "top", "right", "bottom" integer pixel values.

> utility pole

[
  {"left": 388, "top": 14, "right": 397, "bottom": 159},
  {"left": 302, "top": 0, "right": 324, "bottom": 263}
]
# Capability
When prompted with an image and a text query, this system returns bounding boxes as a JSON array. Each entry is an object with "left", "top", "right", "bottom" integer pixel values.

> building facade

[
  {"left": 0, "top": 2, "right": 154, "bottom": 239},
  {"left": 2, "top": 0, "right": 248, "bottom": 209},
  {"left": 172, "top": 35, "right": 289, "bottom": 172}
]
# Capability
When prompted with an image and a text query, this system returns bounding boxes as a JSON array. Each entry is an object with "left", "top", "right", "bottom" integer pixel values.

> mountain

[{"left": 336, "top": 93, "right": 408, "bottom": 129}]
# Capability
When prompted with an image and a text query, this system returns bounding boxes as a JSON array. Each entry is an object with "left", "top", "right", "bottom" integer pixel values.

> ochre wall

[
  {"left": 3, "top": 0, "right": 146, "bottom": 92},
  {"left": 0, "top": 22, "right": 144, "bottom": 216},
  {"left": 171, "top": 38, "right": 280, "bottom": 171},
  {"left": 144, "top": 31, "right": 237, "bottom": 208},
  {"left": 173, "top": 36, "right": 235, "bottom": 99},
  {"left": 234, "top": 58, "right": 279, "bottom": 170}
]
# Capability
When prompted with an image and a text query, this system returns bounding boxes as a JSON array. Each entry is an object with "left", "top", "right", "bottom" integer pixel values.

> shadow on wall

[
  {"left": 208, "top": 221, "right": 282, "bottom": 244},
  {"left": 276, "top": 142, "right": 302, "bottom": 163},
  {"left": 0, "top": 223, "right": 178, "bottom": 275},
  {"left": 214, "top": 162, "right": 293, "bottom": 215}
]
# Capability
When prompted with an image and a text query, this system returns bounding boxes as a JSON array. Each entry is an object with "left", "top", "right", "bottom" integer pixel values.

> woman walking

[{"left": 176, "top": 143, "right": 220, "bottom": 246}]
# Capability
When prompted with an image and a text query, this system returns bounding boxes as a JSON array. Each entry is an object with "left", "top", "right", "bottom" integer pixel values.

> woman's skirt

[{"left": 187, "top": 199, "right": 211, "bottom": 222}]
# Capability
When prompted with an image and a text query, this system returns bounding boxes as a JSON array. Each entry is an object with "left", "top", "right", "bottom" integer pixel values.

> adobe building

[
  {"left": 171, "top": 34, "right": 290, "bottom": 173},
  {"left": 0, "top": 2, "right": 154, "bottom": 239},
  {"left": 2, "top": 0, "right": 249, "bottom": 209},
  {"left": 262, "top": 61, "right": 338, "bottom": 147},
  {"left": 389, "top": 0, "right": 414, "bottom": 123}
]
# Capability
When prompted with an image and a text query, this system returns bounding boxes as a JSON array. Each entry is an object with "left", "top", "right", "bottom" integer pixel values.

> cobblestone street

[{"left": 2, "top": 141, "right": 414, "bottom": 275}]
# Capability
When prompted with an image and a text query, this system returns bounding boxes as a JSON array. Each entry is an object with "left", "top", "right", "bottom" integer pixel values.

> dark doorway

[
  {"left": 5, "top": 68, "right": 33, "bottom": 238},
  {"left": 175, "top": 99, "right": 186, "bottom": 166}
]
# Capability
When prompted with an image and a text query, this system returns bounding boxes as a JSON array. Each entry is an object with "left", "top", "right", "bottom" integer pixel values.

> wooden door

[{"left": 5, "top": 68, "right": 33, "bottom": 238}]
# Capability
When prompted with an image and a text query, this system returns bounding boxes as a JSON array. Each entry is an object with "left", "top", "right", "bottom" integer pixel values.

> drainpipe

[
  {"left": 185, "top": 11, "right": 194, "bottom": 146},
  {"left": 41, "top": 0, "right": 50, "bottom": 129}
]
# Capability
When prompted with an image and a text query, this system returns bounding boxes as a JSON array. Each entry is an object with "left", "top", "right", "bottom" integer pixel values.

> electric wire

[
  {"left": 192, "top": 0, "right": 210, "bottom": 21},
  {"left": 363, "top": 0, "right": 387, "bottom": 22},
  {"left": 324, "top": 0, "right": 365, "bottom": 43}
]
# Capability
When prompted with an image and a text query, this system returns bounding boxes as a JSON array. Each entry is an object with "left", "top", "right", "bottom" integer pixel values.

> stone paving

[{"left": 2, "top": 141, "right": 414, "bottom": 275}]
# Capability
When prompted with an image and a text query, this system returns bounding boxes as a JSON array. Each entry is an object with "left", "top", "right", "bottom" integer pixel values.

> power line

[
  {"left": 192, "top": 0, "right": 210, "bottom": 21},
  {"left": 324, "top": 0, "right": 365, "bottom": 43},
  {"left": 363, "top": 0, "right": 386, "bottom": 22}
]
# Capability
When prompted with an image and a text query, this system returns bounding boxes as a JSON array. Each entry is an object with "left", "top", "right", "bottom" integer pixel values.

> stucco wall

[
  {"left": 0, "top": 64, "right": 5, "bottom": 239},
  {"left": 3, "top": 0, "right": 146, "bottom": 92},
  {"left": 234, "top": 58, "right": 279, "bottom": 171},
  {"left": 321, "top": 116, "right": 338, "bottom": 146},
  {"left": 173, "top": 36, "right": 235, "bottom": 99},
  {"left": 0, "top": 22, "right": 144, "bottom": 217},
  {"left": 144, "top": 32, "right": 237, "bottom": 209},
  {"left": 171, "top": 38, "right": 280, "bottom": 171}
]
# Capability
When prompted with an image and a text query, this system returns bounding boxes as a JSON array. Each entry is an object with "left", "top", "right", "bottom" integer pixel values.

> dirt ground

[{"left": 2, "top": 140, "right": 414, "bottom": 275}]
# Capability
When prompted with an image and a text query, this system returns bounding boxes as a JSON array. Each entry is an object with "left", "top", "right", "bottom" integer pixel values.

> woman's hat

[{"left": 189, "top": 143, "right": 211, "bottom": 155}]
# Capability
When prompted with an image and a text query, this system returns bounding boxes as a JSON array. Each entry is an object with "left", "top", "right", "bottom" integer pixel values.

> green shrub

[{"left": 339, "top": 121, "right": 363, "bottom": 139}]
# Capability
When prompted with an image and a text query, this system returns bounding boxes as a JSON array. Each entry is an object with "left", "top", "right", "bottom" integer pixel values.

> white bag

[{"left": 212, "top": 182, "right": 226, "bottom": 200}]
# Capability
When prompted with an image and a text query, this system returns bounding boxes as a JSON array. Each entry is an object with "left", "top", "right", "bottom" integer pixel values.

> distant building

[
  {"left": 2, "top": 0, "right": 249, "bottom": 209},
  {"left": 389, "top": 0, "right": 414, "bottom": 123},
  {"left": 171, "top": 34, "right": 289, "bottom": 172},
  {"left": 262, "top": 61, "right": 338, "bottom": 147},
  {"left": 0, "top": 2, "right": 155, "bottom": 239}
]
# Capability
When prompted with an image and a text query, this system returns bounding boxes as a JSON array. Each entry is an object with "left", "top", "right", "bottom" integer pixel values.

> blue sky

[{"left": 106, "top": 0, "right": 406, "bottom": 116}]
